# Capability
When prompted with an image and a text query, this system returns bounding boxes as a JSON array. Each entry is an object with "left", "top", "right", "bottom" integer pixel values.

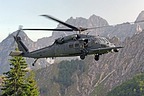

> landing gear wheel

[
  {"left": 114, "top": 49, "right": 119, "bottom": 52},
  {"left": 94, "top": 54, "right": 99, "bottom": 61},
  {"left": 80, "top": 55, "right": 85, "bottom": 60}
]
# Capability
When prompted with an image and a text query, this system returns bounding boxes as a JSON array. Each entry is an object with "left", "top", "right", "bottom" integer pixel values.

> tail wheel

[
  {"left": 94, "top": 54, "right": 99, "bottom": 61},
  {"left": 114, "top": 49, "right": 119, "bottom": 52},
  {"left": 80, "top": 55, "right": 85, "bottom": 60}
]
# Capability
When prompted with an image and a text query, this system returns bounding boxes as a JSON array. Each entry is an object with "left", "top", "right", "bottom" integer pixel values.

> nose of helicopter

[{"left": 108, "top": 43, "right": 119, "bottom": 52}]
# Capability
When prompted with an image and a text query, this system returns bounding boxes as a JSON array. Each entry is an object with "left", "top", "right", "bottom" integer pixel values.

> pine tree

[
  {"left": 1, "top": 55, "right": 28, "bottom": 96},
  {"left": 1, "top": 49, "right": 39, "bottom": 96},
  {"left": 25, "top": 71, "right": 40, "bottom": 96}
]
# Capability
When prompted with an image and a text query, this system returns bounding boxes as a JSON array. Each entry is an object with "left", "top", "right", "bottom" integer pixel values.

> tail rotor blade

[
  {"left": 16, "top": 30, "right": 21, "bottom": 37},
  {"left": 16, "top": 25, "right": 23, "bottom": 37}
]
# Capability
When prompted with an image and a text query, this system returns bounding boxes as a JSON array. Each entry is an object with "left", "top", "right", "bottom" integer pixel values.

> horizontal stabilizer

[{"left": 9, "top": 51, "right": 23, "bottom": 56}]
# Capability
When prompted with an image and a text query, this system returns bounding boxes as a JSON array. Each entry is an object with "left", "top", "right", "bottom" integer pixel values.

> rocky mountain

[
  {"left": 0, "top": 10, "right": 144, "bottom": 96},
  {"left": 88, "top": 31, "right": 144, "bottom": 96},
  {"left": 0, "top": 10, "right": 144, "bottom": 78},
  {"left": 0, "top": 31, "right": 50, "bottom": 74},
  {"left": 48, "top": 12, "right": 143, "bottom": 42},
  {"left": 135, "top": 11, "right": 144, "bottom": 22},
  {"left": 52, "top": 14, "right": 109, "bottom": 38},
  {"left": 35, "top": 30, "right": 144, "bottom": 96},
  {"left": 0, "top": 14, "right": 111, "bottom": 74},
  {"left": 34, "top": 11, "right": 144, "bottom": 96}
]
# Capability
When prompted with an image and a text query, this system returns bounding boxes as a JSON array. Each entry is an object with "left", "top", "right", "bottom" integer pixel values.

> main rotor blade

[
  {"left": 86, "top": 26, "right": 110, "bottom": 30},
  {"left": 86, "top": 19, "right": 144, "bottom": 30},
  {"left": 40, "top": 15, "right": 79, "bottom": 31},
  {"left": 22, "top": 28, "right": 74, "bottom": 31}
]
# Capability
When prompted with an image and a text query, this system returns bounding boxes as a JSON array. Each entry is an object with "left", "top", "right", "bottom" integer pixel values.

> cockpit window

[
  {"left": 95, "top": 37, "right": 110, "bottom": 44},
  {"left": 99, "top": 38, "right": 105, "bottom": 43},
  {"left": 104, "top": 38, "right": 110, "bottom": 43},
  {"left": 69, "top": 44, "right": 73, "bottom": 48},
  {"left": 75, "top": 43, "right": 79, "bottom": 48}
]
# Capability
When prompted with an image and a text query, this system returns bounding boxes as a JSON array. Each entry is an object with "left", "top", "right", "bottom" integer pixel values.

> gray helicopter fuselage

[
  {"left": 23, "top": 34, "right": 114, "bottom": 58},
  {"left": 9, "top": 14, "right": 123, "bottom": 66}
]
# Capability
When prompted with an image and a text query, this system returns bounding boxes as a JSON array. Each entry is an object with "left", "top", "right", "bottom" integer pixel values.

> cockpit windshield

[{"left": 95, "top": 37, "right": 110, "bottom": 44}]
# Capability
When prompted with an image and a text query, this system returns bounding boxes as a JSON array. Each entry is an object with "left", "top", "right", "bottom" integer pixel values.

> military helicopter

[{"left": 10, "top": 15, "right": 123, "bottom": 66}]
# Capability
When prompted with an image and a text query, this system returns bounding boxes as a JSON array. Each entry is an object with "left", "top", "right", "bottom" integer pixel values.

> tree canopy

[
  {"left": 107, "top": 73, "right": 144, "bottom": 96},
  {"left": 1, "top": 50, "right": 39, "bottom": 96}
]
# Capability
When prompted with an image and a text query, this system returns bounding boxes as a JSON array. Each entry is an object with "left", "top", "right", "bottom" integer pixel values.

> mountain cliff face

[
  {"left": 0, "top": 11, "right": 144, "bottom": 74},
  {"left": 87, "top": 31, "right": 144, "bottom": 96},
  {"left": 0, "top": 14, "right": 110, "bottom": 74},
  {"left": 0, "top": 32, "right": 33, "bottom": 73},
  {"left": 0, "top": 11, "right": 144, "bottom": 95},
  {"left": 0, "top": 31, "right": 50, "bottom": 74},
  {"left": 135, "top": 11, "right": 144, "bottom": 22},
  {"left": 34, "top": 11, "right": 144, "bottom": 96},
  {"left": 52, "top": 14, "right": 109, "bottom": 39},
  {"left": 35, "top": 30, "right": 144, "bottom": 96}
]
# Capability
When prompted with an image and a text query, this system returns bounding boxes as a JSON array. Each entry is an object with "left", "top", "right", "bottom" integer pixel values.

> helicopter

[{"left": 10, "top": 15, "right": 123, "bottom": 66}]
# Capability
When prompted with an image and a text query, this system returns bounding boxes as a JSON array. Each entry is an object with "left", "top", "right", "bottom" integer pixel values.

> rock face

[
  {"left": 0, "top": 14, "right": 110, "bottom": 74},
  {"left": 34, "top": 12, "right": 144, "bottom": 96},
  {"left": 0, "top": 11, "right": 144, "bottom": 74},
  {"left": 52, "top": 14, "right": 109, "bottom": 38},
  {"left": 0, "top": 31, "right": 50, "bottom": 74},
  {"left": 135, "top": 11, "right": 144, "bottom": 30},
  {"left": 135, "top": 11, "right": 144, "bottom": 22},
  {"left": 35, "top": 30, "right": 144, "bottom": 96},
  {"left": 83, "top": 31, "right": 144, "bottom": 96},
  {"left": 0, "top": 12, "right": 144, "bottom": 96}
]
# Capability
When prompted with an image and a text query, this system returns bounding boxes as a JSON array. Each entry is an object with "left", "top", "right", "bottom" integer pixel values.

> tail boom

[
  {"left": 10, "top": 36, "right": 29, "bottom": 57},
  {"left": 14, "top": 36, "right": 29, "bottom": 53}
]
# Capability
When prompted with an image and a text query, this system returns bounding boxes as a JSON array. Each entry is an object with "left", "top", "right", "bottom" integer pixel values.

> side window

[
  {"left": 69, "top": 44, "right": 73, "bottom": 48},
  {"left": 69, "top": 43, "right": 79, "bottom": 48},
  {"left": 75, "top": 43, "right": 79, "bottom": 48}
]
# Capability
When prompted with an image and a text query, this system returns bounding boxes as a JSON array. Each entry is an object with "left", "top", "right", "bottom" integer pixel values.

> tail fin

[
  {"left": 14, "top": 36, "right": 29, "bottom": 53},
  {"left": 10, "top": 36, "right": 29, "bottom": 56}
]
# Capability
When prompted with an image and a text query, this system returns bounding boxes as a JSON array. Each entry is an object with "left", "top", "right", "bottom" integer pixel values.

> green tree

[
  {"left": 25, "top": 71, "right": 39, "bottom": 96},
  {"left": 107, "top": 73, "right": 144, "bottom": 96},
  {"left": 54, "top": 60, "right": 85, "bottom": 95},
  {"left": 1, "top": 50, "right": 39, "bottom": 96},
  {"left": 1, "top": 55, "right": 28, "bottom": 96}
]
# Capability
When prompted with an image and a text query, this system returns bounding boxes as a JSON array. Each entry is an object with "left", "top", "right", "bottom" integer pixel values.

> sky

[{"left": 0, "top": 0, "right": 144, "bottom": 42}]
